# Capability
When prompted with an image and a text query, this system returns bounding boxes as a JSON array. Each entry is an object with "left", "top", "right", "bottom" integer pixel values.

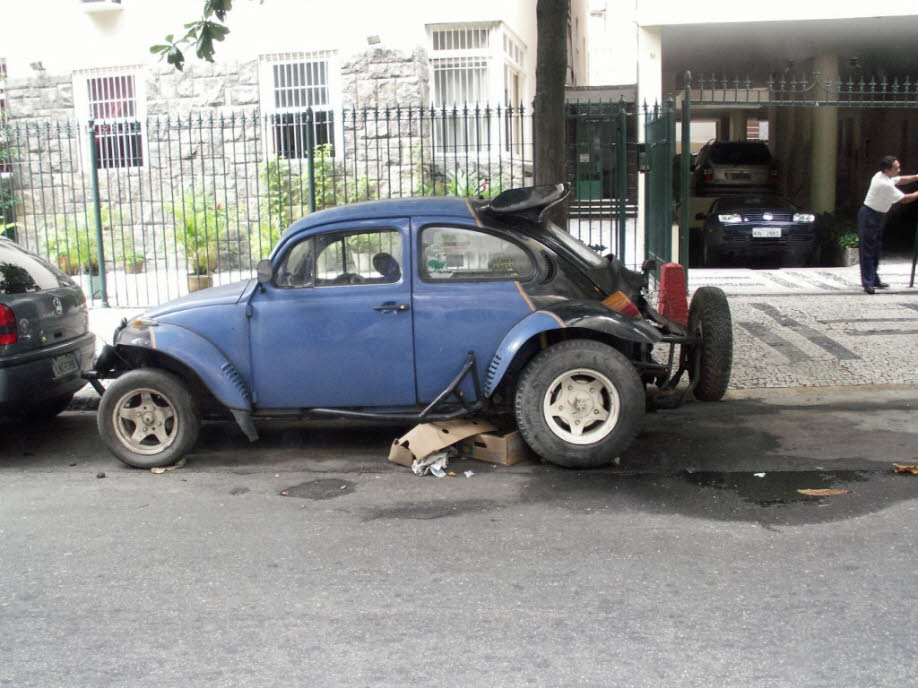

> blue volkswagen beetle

[{"left": 87, "top": 185, "right": 733, "bottom": 469}]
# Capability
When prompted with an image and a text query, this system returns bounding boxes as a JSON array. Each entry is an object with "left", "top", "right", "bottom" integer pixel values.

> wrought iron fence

[{"left": 0, "top": 102, "right": 635, "bottom": 307}]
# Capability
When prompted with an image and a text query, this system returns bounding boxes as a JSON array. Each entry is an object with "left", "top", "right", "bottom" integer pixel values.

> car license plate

[
  {"left": 51, "top": 353, "right": 79, "bottom": 378},
  {"left": 752, "top": 227, "right": 781, "bottom": 238},
  {"left": 729, "top": 172, "right": 751, "bottom": 180}
]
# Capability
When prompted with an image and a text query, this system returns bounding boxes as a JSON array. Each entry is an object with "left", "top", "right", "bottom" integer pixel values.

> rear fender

[
  {"left": 484, "top": 302, "right": 662, "bottom": 397},
  {"left": 114, "top": 322, "right": 252, "bottom": 412}
]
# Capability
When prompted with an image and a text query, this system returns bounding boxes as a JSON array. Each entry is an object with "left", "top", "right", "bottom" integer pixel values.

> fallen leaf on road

[
  {"left": 797, "top": 488, "right": 849, "bottom": 496},
  {"left": 151, "top": 458, "right": 186, "bottom": 474},
  {"left": 279, "top": 490, "right": 289, "bottom": 497},
  {"left": 893, "top": 463, "right": 918, "bottom": 475}
]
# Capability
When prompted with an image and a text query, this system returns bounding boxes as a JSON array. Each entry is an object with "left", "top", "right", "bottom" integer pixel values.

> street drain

[{"left": 282, "top": 478, "right": 355, "bottom": 500}]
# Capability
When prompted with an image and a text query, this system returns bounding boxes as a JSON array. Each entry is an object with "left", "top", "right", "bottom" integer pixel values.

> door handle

[{"left": 373, "top": 303, "right": 410, "bottom": 312}]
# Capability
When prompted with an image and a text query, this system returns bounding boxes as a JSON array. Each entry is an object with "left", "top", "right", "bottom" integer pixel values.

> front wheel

[
  {"left": 514, "top": 340, "right": 644, "bottom": 468},
  {"left": 97, "top": 368, "right": 200, "bottom": 468}
]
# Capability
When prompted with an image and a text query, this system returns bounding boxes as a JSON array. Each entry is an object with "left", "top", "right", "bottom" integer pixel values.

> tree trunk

[{"left": 534, "top": 0, "right": 569, "bottom": 227}]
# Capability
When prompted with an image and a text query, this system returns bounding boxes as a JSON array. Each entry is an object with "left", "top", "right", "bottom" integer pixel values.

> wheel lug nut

[{"left": 594, "top": 409, "right": 599, "bottom": 414}]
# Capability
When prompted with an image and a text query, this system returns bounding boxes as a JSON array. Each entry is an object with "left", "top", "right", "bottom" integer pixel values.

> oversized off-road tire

[
  {"left": 98, "top": 368, "right": 200, "bottom": 468},
  {"left": 514, "top": 340, "right": 644, "bottom": 469},
  {"left": 687, "top": 286, "right": 733, "bottom": 401}
]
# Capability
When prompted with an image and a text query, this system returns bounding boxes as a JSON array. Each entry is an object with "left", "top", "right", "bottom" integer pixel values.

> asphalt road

[{"left": 2, "top": 385, "right": 917, "bottom": 687}]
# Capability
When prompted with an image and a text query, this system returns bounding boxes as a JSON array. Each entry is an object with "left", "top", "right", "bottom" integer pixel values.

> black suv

[{"left": 692, "top": 140, "right": 777, "bottom": 196}]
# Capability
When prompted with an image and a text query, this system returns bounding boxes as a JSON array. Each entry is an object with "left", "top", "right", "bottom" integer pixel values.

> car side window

[
  {"left": 276, "top": 228, "right": 403, "bottom": 288},
  {"left": 420, "top": 226, "right": 534, "bottom": 282}
]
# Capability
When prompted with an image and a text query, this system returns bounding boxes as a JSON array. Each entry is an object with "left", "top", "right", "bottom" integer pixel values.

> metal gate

[
  {"left": 566, "top": 101, "right": 630, "bottom": 259},
  {"left": 643, "top": 100, "right": 676, "bottom": 266}
]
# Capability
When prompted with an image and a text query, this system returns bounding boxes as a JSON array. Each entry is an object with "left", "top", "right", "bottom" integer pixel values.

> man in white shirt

[{"left": 859, "top": 155, "right": 918, "bottom": 293}]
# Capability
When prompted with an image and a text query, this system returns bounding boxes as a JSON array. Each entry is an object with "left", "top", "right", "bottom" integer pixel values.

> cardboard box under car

[
  {"left": 388, "top": 419, "right": 497, "bottom": 467},
  {"left": 458, "top": 429, "right": 530, "bottom": 466}
]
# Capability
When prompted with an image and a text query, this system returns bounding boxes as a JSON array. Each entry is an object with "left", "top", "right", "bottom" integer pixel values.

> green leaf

[
  {"left": 166, "top": 47, "right": 186, "bottom": 72},
  {"left": 206, "top": 0, "right": 233, "bottom": 21},
  {"left": 149, "top": 44, "right": 170, "bottom": 55},
  {"left": 165, "top": 33, "right": 174, "bottom": 43}
]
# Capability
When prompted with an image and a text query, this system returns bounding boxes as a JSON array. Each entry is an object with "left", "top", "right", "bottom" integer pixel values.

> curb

[{"left": 70, "top": 393, "right": 101, "bottom": 412}]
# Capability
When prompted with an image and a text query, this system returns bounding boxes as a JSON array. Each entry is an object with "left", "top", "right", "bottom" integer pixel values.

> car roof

[{"left": 282, "top": 196, "right": 480, "bottom": 237}]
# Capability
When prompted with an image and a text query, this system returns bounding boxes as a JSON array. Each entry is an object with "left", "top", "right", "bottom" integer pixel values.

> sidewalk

[{"left": 74, "top": 257, "right": 918, "bottom": 408}]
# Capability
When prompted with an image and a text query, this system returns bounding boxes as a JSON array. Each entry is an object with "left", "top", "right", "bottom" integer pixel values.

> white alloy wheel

[{"left": 541, "top": 367, "right": 621, "bottom": 445}]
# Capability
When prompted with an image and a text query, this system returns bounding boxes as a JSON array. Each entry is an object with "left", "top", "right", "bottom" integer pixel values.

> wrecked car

[{"left": 87, "top": 184, "right": 733, "bottom": 469}]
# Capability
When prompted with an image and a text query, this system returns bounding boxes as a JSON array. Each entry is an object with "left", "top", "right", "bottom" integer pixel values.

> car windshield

[
  {"left": 716, "top": 197, "right": 794, "bottom": 211},
  {"left": 544, "top": 221, "right": 606, "bottom": 267},
  {"left": 709, "top": 143, "right": 772, "bottom": 165},
  {"left": 0, "top": 242, "right": 71, "bottom": 294}
]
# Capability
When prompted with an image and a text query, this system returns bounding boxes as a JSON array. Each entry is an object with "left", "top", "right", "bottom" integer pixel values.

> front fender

[
  {"left": 484, "top": 302, "right": 661, "bottom": 397},
  {"left": 115, "top": 322, "right": 252, "bottom": 411}
]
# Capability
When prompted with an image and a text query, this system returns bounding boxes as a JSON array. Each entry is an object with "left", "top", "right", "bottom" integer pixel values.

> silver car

[{"left": 692, "top": 140, "right": 777, "bottom": 196}]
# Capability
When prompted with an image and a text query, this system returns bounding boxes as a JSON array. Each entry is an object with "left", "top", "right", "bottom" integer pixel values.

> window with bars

[
  {"left": 264, "top": 57, "right": 336, "bottom": 160},
  {"left": 429, "top": 24, "right": 526, "bottom": 153},
  {"left": 86, "top": 74, "right": 143, "bottom": 168}
]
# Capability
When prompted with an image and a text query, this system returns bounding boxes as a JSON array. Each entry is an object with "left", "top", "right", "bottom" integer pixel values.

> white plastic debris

[
  {"left": 411, "top": 448, "right": 454, "bottom": 477},
  {"left": 465, "top": 470, "right": 475, "bottom": 478},
  {"left": 753, "top": 473, "right": 766, "bottom": 478}
]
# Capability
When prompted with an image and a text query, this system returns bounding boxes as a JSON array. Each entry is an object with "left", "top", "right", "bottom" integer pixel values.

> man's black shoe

[
  {"left": 876, "top": 281, "right": 890, "bottom": 289},
  {"left": 864, "top": 287, "right": 876, "bottom": 294}
]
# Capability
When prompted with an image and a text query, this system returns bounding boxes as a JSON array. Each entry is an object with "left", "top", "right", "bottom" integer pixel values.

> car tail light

[
  {"left": 0, "top": 304, "right": 17, "bottom": 345},
  {"left": 602, "top": 291, "right": 640, "bottom": 318},
  {"left": 702, "top": 167, "right": 713, "bottom": 182}
]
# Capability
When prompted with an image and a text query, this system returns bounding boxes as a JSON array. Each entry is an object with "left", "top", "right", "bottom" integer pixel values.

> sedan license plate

[
  {"left": 51, "top": 352, "right": 79, "bottom": 378},
  {"left": 752, "top": 227, "right": 781, "bottom": 239}
]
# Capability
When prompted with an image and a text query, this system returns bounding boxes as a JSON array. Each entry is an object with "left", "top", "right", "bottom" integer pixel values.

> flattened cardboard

[
  {"left": 458, "top": 429, "right": 530, "bottom": 466},
  {"left": 388, "top": 418, "right": 497, "bottom": 467}
]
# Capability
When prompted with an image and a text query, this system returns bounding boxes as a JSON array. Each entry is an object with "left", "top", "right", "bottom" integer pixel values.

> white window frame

[
  {"left": 258, "top": 51, "right": 342, "bottom": 160},
  {"left": 427, "top": 22, "right": 528, "bottom": 154},
  {"left": 73, "top": 66, "right": 147, "bottom": 170}
]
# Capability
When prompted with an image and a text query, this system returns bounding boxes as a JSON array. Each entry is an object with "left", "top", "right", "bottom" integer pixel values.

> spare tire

[{"left": 687, "top": 286, "right": 733, "bottom": 401}]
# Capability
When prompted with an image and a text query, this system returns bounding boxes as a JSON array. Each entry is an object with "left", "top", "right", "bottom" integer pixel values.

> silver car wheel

[
  {"left": 542, "top": 368, "right": 620, "bottom": 445},
  {"left": 111, "top": 387, "right": 179, "bottom": 456}
]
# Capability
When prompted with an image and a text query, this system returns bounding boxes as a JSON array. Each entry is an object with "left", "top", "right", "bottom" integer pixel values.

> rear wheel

[
  {"left": 514, "top": 340, "right": 644, "bottom": 468},
  {"left": 687, "top": 286, "right": 733, "bottom": 401},
  {"left": 98, "top": 368, "right": 200, "bottom": 468}
]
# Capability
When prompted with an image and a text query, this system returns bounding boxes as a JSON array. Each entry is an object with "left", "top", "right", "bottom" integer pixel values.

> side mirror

[{"left": 256, "top": 259, "right": 273, "bottom": 286}]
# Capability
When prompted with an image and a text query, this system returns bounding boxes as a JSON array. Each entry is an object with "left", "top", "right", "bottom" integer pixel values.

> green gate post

[
  {"left": 680, "top": 72, "right": 692, "bottom": 281},
  {"left": 615, "top": 106, "right": 627, "bottom": 259},
  {"left": 305, "top": 108, "right": 316, "bottom": 213},
  {"left": 86, "top": 120, "right": 109, "bottom": 308}
]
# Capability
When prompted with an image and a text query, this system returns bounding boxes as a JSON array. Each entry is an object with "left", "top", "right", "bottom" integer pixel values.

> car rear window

[
  {"left": 0, "top": 242, "right": 73, "bottom": 294},
  {"left": 709, "top": 143, "right": 772, "bottom": 165}
]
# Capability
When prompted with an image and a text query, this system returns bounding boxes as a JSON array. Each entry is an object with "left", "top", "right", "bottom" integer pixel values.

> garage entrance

[{"left": 672, "top": 70, "right": 918, "bottom": 283}]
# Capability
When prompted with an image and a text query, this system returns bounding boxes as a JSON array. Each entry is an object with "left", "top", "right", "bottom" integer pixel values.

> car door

[
  {"left": 411, "top": 220, "right": 538, "bottom": 403},
  {"left": 249, "top": 220, "right": 415, "bottom": 409}
]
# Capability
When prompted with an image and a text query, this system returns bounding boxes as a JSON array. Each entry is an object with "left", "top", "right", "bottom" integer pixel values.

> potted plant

[
  {"left": 837, "top": 232, "right": 859, "bottom": 266},
  {"left": 121, "top": 249, "right": 146, "bottom": 274},
  {"left": 170, "top": 190, "right": 230, "bottom": 292}
]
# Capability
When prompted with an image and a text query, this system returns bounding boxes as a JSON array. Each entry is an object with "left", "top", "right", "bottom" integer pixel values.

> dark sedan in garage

[{"left": 694, "top": 196, "right": 816, "bottom": 266}]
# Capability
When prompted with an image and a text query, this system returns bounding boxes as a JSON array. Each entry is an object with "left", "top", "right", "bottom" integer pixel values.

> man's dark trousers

[{"left": 858, "top": 205, "right": 885, "bottom": 289}]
